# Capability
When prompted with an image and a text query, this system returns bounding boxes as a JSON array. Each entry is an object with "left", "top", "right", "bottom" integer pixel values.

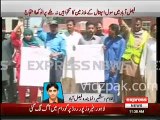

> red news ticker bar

[{"left": 1, "top": 103, "right": 160, "bottom": 116}]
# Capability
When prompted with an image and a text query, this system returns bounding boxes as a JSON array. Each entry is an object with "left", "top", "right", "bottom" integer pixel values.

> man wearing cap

[{"left": 37, "top": 20, "right": 66, "bottom": 83}]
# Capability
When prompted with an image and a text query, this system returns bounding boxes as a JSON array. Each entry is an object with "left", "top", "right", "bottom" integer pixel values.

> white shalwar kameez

[{"left": 140, "top": 37, "right": 157, "bottom": 103}]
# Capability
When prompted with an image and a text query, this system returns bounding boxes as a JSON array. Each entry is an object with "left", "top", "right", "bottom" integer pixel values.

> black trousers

[
  {"left": 50, "top": 60, "right": 63, "bottom": 83},
  {"left": 2, "top": 66, "right": 17, "bottom": 103}
]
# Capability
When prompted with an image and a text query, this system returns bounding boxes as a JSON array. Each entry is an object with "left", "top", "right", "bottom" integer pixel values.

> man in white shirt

[
  {"left": 140, "top": 24, "right": 157, "bottom": 103},
  {"left": 62, "top": 20, "right": 83, "bottom": 93}
]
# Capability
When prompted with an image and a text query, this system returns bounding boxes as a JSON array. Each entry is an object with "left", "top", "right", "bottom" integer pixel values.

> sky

[{"left": 29, "top": 17, "right": 42, "bottom": 28}]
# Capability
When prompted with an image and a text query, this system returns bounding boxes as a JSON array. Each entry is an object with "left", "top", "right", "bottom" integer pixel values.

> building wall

[
  {"left": 102, "top": 17, "right": 156, "bottom": 31},
  {"left": 2, "top": 17, "right": 31, "bottom": 32},
  {"left": 2, "top": 17, "right": 18, "bottom": 32},
  {"left": 132, "top": 17, "right": 156, "bottom": 32},
  {"left": 64, "top": 17, "right": 102, "bottom": 23}
]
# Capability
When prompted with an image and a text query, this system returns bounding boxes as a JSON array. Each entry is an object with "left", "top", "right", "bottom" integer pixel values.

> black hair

[
  {"left": 46, "top": 82, "right": 59, "bottom": 91},
  {"left": 86, "top": 21, "right": 95, "bottom": 28},
  {"left": 66, "top": 19, "right": 76, "bottom": 26},
  {"left": 135, "top": 18, "right": 142, "bottom": 22},
  {"left": 109, "top": 24, "right": 120, "bottom": 35},
  {"left": 96, "top": 21, "right": 103, "bottom": 26}
]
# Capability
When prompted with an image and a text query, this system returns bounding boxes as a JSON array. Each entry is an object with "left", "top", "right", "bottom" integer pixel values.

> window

[
  {"left": 12, "top": 19, "right": 18, "bottom": 30},
  {"left": 2, "top": 19, "right": 5, "bottom": 30},
  {"left": 142, "top": 21, "right": 151, "bottom": 32}
]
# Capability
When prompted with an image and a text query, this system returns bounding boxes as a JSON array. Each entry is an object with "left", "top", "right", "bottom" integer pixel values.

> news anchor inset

[{"left": 43, "top": 82, "right": 64, "bottom": 103}]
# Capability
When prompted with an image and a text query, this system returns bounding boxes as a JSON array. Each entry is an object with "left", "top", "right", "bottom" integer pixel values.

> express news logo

[{"left": 125, "top": 97, "right": 148, "bottom": 108}]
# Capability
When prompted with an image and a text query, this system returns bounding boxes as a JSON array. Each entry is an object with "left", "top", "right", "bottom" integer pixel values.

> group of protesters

[{"left": 2, "top": 17, "right": 157, "bottom": 103}]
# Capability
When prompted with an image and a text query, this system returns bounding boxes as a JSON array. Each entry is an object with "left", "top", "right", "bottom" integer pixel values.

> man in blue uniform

[{"left": 37, "top": 20, "right": 66, "bottom": 82}]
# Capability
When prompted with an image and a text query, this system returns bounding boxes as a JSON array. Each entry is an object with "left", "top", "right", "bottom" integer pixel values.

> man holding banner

[
  {"left": 37, "top": 20, "right": 66, "bottom": 83},
  {"left": 78, "top": 22, "right": 102, "bottom": 45},
  {"left": 61, "top": 20, "right": 83, "bottom": 94},
  {"left": 77, "top": 21, "right": 103, "bottom": 93}
]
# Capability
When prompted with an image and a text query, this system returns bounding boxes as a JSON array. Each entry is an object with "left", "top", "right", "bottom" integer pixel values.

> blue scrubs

[
  {"left": 37, "top": 28, "right": 66, "bottom": 82},
  {"left": 104, "top": 35, "right": 126, "bottom": 102}
]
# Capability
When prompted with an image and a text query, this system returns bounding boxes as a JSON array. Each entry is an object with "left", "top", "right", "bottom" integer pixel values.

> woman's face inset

[{"left": 48, "top": 86, "right": 58, "bottom": 100}]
